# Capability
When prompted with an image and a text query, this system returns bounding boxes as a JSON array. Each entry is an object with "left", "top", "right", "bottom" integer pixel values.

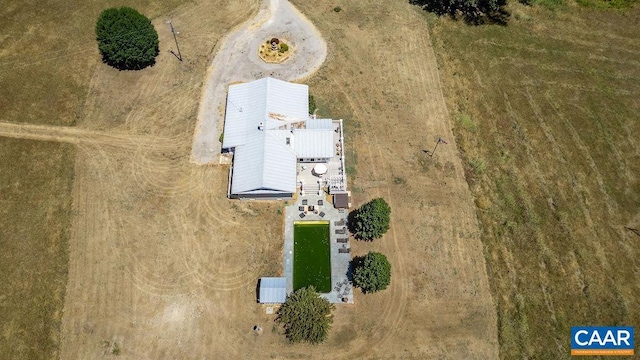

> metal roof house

[
  {"left": 258, "top": 277, "right": 287, "bottom": 304},
  {"left": 222, "top": 78, "right": 334, "bottom": 199}
]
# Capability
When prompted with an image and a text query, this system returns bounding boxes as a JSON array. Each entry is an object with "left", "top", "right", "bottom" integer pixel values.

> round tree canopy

[{"left": 96, "top": 7, "right": 159, "bottom": 70}]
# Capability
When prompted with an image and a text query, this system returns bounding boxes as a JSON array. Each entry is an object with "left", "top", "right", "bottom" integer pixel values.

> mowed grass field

[
  {"left": 0, "top": 1, "right": 181, "bottom": 358},
  {"left": 427, "top": 3, "right": 640, "bottom": 358},
  {"left": 0, "top": 139, "right": 74, "bottom": 359}
]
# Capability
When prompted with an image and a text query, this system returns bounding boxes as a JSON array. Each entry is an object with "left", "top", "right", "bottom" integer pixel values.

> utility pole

[{"left": 167, "top": 20, "right": 182, "bottom": 61}]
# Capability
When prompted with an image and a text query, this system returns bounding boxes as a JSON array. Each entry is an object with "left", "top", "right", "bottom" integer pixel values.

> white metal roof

[
  {"left": 222, "top": 78, "right": 309, "bottom": 149},
  {"left": 293, "top": 129, "right": 334, "bottom": 159},
  {"left": 259, "top": 277, "right": 287, "bottom": 304},
  {"left": 223, "top": 78, "right": 341, "bottom": 196},
  {"left": 305, "top": 118, "right": 333, "bottom": 130},
  {"left": 223, "top": 78, "right": 309, "bottom": 196},
  {"left": 230, "top": 133, "right": 297, "bottom": 194}
]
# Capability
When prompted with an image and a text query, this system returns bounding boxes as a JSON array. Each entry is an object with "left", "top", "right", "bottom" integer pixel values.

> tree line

[{"left": 410, "top": 0, "right": 510, "bottom": 25}]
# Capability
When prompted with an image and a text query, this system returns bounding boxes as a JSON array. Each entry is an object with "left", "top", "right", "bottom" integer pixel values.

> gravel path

[{"left": 191, "top": 0, "right": 327, "bottom": 164}]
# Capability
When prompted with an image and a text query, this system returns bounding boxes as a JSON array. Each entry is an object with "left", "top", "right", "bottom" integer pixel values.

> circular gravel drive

[{"left": 191, "top": 0, "right": 328, "bottom": 164}]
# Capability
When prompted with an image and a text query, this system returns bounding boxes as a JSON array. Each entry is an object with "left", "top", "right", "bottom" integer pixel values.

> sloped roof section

[
  {"left": 230, "top": 134, "right": 296, "bottom": 194},
  {"left": 305, "top": 118, "right": 333, "bottom": 130},
  {"left": 222, "top": 79, "right": 268, "bottom": 149},
  {"left": 223, "top": 77, "right": 309, "bottom": 149},
  {"left": 293, "top": 129, "right": 334, "bottom": 159}
]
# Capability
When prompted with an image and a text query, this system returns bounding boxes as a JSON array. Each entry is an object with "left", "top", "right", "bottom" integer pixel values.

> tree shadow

[
  {"left": 347, "top": 255, "right": 365, "bottom": 283},
  {"left": 347, "top": 209, "right": 358, "bottom": 238},
  {"left": 410, "top": 0, "right": 510, "bottom": 26}
]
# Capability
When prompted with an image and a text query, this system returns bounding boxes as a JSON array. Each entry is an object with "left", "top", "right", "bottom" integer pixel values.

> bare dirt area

[{"left": 2, "top": 0, "right": 497, "bottom": 358}]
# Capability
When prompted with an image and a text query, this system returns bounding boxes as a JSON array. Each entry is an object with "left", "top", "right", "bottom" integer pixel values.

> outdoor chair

[
  {"left": 299, "top": 213, "right": 305, "bottom": 218},
  {"left": 298, "top": 206, "right": 304, "bottom": 211},
  {"left": 302, "top": 199, "right": 308, "bottom": 205},
  {"left": 319, "top": 212, "right": 325, "bottom": 218},
  {"left": 318, "top": 200, "right": 323, "bottom": 206}
]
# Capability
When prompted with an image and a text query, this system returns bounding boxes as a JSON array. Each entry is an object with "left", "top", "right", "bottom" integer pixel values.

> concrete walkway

[
  {"left": 191, "top": 0, "right": 328, "bottom": 164},
  {"left": 284, "top": 193, "right": 353, "bottom": 304}
]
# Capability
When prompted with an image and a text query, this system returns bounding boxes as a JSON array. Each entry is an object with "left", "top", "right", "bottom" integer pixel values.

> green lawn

[{"left": 293, "top": 222, "right": 331, "bottom": 293}]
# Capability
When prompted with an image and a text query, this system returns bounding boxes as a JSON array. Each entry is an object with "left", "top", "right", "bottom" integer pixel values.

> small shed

[
  {"left": 258, "top": 277, "right": 287, "bottom": 304},
  {"left": 333, "top": 191, "right": 351, "bottom": 209}
]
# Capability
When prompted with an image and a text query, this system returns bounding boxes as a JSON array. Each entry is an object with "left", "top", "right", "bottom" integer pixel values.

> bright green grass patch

[{"left": 293, "top": 221, "right": 331, "bottom": 293}]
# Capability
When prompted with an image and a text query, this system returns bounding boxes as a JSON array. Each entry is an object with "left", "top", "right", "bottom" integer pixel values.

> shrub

[
  {"left": 276, "top": 287, "right": 334, "bottom": 344},
  {"left": 334, "top": 6, "right": 342, "bottom": 12},
  {"left": 279, "top": 43, "right": 289, "bottom": 53},
  {"left": 350, "top": 198, "right": 391, "bottom": 240},
  {"left": 96, "top": 7, "right": 159, "bottom": 70},
  {"left": 309, "top": 95, "right": 317, "bottom": 115},
  {"left": 353, "top": 252, "right": 391, "bottom": 293}
]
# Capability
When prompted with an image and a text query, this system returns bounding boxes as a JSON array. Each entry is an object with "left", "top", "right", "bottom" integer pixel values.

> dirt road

[{"left": 191, "top": 0, "right": 327, "bottom": 164}]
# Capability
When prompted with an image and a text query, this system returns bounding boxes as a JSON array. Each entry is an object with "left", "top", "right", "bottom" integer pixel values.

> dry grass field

[
  {"left": 0, "top": 139, "right": 74, "bottom": 359},
  {"left": 427, "top": 3, "right": 640, "bottom": 358},
  {"left": 1, "top": 0, "right": 501, "bottom": 359}
]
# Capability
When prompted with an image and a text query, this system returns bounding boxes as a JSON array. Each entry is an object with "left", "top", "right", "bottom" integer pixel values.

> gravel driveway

[{"left": 191, "top": 0, "right": 327, "bottom": 164}]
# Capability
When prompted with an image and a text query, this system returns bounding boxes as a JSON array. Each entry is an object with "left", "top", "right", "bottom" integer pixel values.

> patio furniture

[
  {"left": 308, "top": 205, "right": 314, "bottom": 212},
  {"left": 299, "top": 213, "right": 306, "bottom": 218},
  {"left": 302, "top": 199, "right": 308, "bottom": 205},
  {"left": 298, "top": 206, "right": 305, "bottom": 211},
  {"left": 334, "top": 219, "right": 345, "bottom": 226},
  {"left": 337, "top": 238, "right": 348, "bottom": 243},
  {"left": 319, "top": 212, "right": 325, "bottom": 218},
  {"left": 335, "top": 228, "right": 345, "bottom": 234},
  {"left": 338, "top": 248, "right": 351, "bottom": 253},
  {"left": 318, "top": 200, "right": 323, "bottom": 206}
]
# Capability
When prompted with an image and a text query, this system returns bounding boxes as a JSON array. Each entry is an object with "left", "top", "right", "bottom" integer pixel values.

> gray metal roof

[
  {"left": 259, "top": 277, "right": 287, "bottom": 304},
  {"left": 293, "top": 129, "right": 334, "bottom": 159}
]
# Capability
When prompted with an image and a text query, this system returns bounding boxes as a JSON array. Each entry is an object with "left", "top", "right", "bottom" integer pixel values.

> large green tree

[
  {"left": 353, "top": 252, "right": 391, "bottom": 294},
  {"left": 351, "top": 198, "right": 391, "bottom": 240},
  {"left": 96, "top": 7, "right": 159, "bottom": 70},
  {"left": 276, "top": 287, "right": 334, "bottom": 344}
]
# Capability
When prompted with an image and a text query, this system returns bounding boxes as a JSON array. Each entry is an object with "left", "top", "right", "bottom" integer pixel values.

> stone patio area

[{"left": 284, "top": 193, "right": 353, "bottom": 304}]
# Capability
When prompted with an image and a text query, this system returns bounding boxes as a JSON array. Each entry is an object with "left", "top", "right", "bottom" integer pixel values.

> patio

[{"left": 284, "top": 192, "right": 353, "bottom": 304}]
